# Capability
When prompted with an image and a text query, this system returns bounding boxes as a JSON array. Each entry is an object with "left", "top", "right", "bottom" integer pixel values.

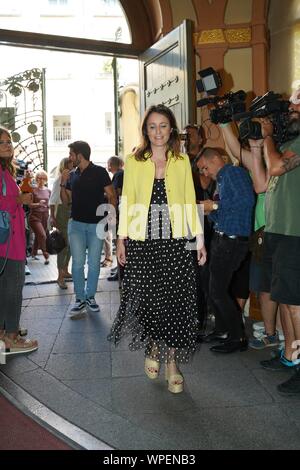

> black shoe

[
  {"left": 260, "top": 355, "right": 299, "bottom": 372},
  {"left": 277, "top": 369, "right": 300, "bottom": 396},
  {"left": 107, "top": 273, "right": 118, "bottom": 282},
  {"left": 202, "top": 330, "right": 228, "bottom": 343},
  {"left": 196, "top": 333, "right": 204, "bottom": 344},
  {"left": 210, "top": 338, "right": 248, "bottom": 353}
]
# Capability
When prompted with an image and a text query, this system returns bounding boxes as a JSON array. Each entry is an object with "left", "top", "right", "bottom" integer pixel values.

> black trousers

[
  {"left": 0, "top": 258, "right": 25, "bottom": 333},
  {"left": 209, "top": 233, "right": 249, "bottom": 340}
]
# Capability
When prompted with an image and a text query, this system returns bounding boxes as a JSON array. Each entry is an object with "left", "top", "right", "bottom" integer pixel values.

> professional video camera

[
  {"left": 198, "top": 90, "right": 247, "bottom": 124},
  {"left": 196, "top": 66, "right": 293, "bottom": 145},
  {"left": 233, "top": 91, "right": 291, "bottom": 144},
  {"left": 196, "top": 67, "right": 247, "bottom": 124}
]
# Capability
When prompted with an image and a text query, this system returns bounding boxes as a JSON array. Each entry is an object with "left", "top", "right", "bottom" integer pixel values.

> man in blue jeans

[{"left": 61, "top": 141, "right": 116, "bottom": 318}]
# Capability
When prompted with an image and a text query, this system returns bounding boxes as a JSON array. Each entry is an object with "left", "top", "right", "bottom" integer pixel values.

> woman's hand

[
  {"left": 61, "top": 169, "right": 70, "bottom": 185},
  {"left": 196, "top": 234, "right": 207, "bottom": 266},
  {"left": 117, "top": 238, "right": 127, "bottom": 266}
]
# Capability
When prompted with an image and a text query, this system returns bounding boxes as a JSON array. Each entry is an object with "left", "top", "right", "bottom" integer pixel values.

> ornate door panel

[
  {"left": 139, "top": 20, "right": 194, "bottom": 131},
  {"left": 0, "top": 68, "right": 47, "bottom": 173}
]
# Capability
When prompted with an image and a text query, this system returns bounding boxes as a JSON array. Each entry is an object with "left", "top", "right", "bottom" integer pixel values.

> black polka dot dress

[{"left": 108, "top": 179, "right": 199, "bottom": 364}]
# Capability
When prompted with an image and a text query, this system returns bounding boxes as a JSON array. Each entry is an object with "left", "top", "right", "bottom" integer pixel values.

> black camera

[
  {"left": 197, "top": 90, "right": 247, "bottom": 124},
  {"left": 233, "top": 91, "right": 291, "bottom": 144},
  {"left": 179, "top": 133, "right": 188, "bottom": 141},
  {"left": 196, "top": 67, "right": 247, "bottom": 124}
]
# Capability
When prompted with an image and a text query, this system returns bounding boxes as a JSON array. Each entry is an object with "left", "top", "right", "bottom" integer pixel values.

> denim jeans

[
  {"left": 209, "top": 233, "right": 249, "bottom": 340},
  {"left": 68, "top": 219, "right": 104, "bottom": 301}
]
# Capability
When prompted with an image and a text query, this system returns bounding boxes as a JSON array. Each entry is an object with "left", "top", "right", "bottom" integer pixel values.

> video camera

[
  {"left": 196, "top": 67, "right": 247, "bottom": 124},
  {"left": 196, "top": 66, "right": 292, "bottom": 145},
  {"left": 197, "top": 90, "right": 247, "bottom": 124},
  {"left": 233, "top": 91, "right": 290, "bottom": 144}
]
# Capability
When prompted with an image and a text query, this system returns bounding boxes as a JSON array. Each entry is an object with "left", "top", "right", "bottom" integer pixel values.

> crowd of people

[{"left": 1, "top": 90, "right": 300, "bottom": 397}]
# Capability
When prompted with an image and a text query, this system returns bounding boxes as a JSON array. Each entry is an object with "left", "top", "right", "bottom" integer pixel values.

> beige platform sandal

[
  {"left": 165, "top": 364, "right": 184, "bottom": 394},
  {"left": 144, "top": 357, "right": 160, "bottom": 379}
]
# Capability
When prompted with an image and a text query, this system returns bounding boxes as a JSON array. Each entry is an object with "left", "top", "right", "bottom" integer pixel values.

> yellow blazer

[{"left": 118, "top": 152, "right": 203, "bottom": 241}]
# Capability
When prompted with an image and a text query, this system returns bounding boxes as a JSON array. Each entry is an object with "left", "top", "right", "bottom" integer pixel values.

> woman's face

[
  {"left": 0, "top": 132, "right": 13, "bottom": 159},
  {"left": 146, "top": 112, "right": 172, "bottom": 149},
  {"left": 36, "top": 174, "right": 47, "bottom": 187}
]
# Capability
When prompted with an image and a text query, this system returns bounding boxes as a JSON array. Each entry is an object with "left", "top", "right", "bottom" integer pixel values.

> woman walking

[
  {"left": 29, "top": 169, "right": 51, "bottom": 264},
  {"left": 109, "top": 105, "right": 206, "bottom": 393}
]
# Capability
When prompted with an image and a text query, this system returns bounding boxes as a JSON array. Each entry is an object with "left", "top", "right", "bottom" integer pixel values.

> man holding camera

[
  {"left": 258, "top": 89, "right": 300, "bottom": 396},
  {"left": 220, "top": 122, "right": 281, "bottom": 352}
]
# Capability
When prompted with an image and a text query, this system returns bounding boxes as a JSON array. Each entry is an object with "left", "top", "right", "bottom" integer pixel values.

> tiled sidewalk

[{"left": 1, "top": 264, "right": 300, "bottom": 449}]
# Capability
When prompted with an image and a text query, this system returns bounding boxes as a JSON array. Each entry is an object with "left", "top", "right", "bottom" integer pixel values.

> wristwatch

[{"left": 212, "top": 202, "right": 218, "bottom": 210}]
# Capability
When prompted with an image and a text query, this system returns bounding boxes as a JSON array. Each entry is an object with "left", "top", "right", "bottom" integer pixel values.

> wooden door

[{"left": 139, "top": 19, "right": 195, "bottom": 131}]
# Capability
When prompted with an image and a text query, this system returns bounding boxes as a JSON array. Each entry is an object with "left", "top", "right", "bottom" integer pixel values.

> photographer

[
  {"left": 221, "top": 121, "right": 280, "bottom": 351},
  {"left": 258, "top": 88, "right": 300, "bottom": 396}
]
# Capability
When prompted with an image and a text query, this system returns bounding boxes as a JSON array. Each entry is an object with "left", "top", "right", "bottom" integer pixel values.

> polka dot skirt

[{"left": 108, "top": 179, "right": 199, "bottom": 364}]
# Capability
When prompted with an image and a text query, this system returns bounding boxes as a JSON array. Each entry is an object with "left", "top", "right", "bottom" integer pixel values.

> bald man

[{"left": 197, "top": 148, "right": 255, "bottom": 353}]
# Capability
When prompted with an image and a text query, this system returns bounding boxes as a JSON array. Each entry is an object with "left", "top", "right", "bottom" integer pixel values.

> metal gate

[{"left": 0, "top": 67, "right": 47, "bottom": 176}]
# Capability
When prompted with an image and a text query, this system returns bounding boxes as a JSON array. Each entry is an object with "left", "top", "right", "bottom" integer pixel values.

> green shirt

[
  {"left": 254, "top": 192, "right": 265, "bottom": 231},
  {"left": 265, "top": 135, "right": 300, "bottom": 236}
]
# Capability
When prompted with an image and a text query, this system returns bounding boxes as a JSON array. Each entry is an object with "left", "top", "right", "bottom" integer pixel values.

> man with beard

[{"left": 259, "top": 88, "right": 300, "bottom": 396}]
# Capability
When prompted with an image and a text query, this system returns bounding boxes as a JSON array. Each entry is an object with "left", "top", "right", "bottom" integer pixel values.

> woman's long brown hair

[
  {"left": 134, "top": 104, "right": 181, "bottom": 161},
  {"left": 0, "top": 127, "right": 15, "bottom": 177}
]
